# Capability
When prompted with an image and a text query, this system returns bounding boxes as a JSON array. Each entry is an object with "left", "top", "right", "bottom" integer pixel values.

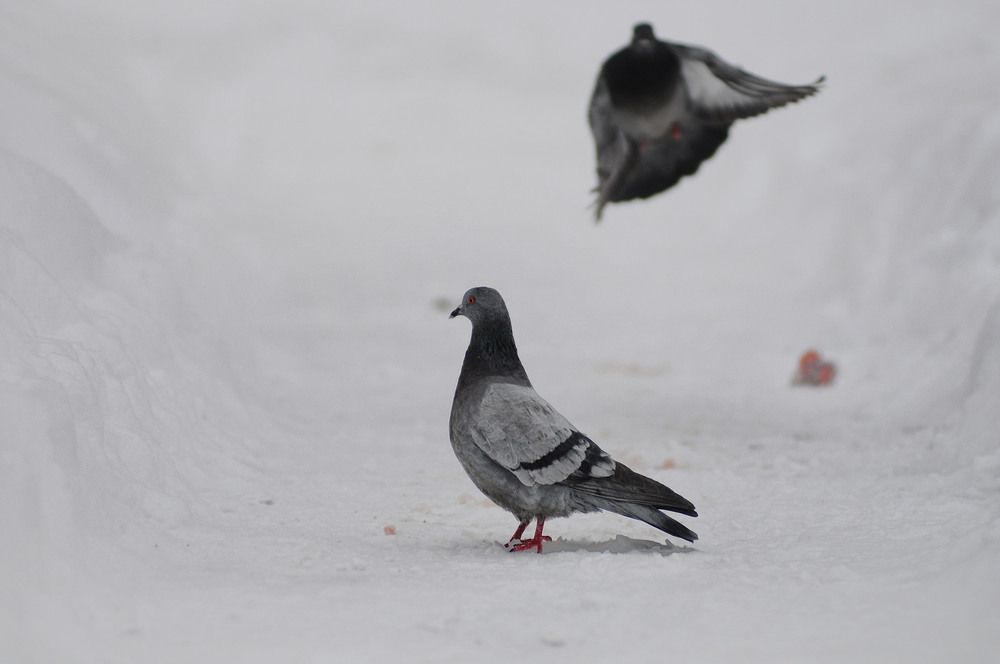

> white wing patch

[
  {"left": 681, "top": 57, "right": 758, "bottom": 115},
  {"left": 678, "top": 44, "right": 823, "bottom": 123}
]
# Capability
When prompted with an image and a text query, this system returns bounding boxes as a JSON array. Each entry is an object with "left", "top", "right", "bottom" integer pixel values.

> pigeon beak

[{"left": 449, "top": 306, "right": 462, "bottom": 319}]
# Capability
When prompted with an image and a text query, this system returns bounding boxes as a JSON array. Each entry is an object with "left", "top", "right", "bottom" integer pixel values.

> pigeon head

[
  {"left": 449, "top": 286, "right": 510, "bottom": 326},
  {"left": 631, "top": 23, "right": 656, "bottom": 43},
  {"left": 450, "top": 287, "right": 526, "bottom": 382}
]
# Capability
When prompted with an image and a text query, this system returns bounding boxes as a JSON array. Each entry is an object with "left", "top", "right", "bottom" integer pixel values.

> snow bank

[{"left": 0, "top": 11, "right": 267, "bottom": 656}]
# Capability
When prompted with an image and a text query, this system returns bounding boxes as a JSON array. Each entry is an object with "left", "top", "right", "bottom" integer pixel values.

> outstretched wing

[
  {"left": 470, "top": 382, "right": 614, "bottom": 486},
  {"left": 674, "top": 43, "right": 823, "bottom": 123}
]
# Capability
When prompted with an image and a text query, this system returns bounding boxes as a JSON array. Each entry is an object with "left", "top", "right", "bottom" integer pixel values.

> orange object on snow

[{"left": 793, "top": 349, "right": 836, "bottom": 386}]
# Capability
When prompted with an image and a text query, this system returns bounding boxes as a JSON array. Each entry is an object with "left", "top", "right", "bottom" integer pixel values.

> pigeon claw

[
  {"left": 504, "top": 518, "right": 551, "bottom": 553},
  {"left": 507, "top": 535, "right": 552, "bottom": 554}
]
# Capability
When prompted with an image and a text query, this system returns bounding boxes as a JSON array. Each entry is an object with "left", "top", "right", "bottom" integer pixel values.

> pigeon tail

[
  {"left": 567, "top": 462, "right": 697, "bottom": 515},
  {"left": 598, "top": 500, "right": 699, "bottom": 542},
  {"left": 566, "top": 462, "right": 699, "bottom": 541}
]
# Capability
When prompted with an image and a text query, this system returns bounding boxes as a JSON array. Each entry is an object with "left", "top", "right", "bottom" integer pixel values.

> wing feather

[
  {"left": 470, "top": 383, "right": 614, "bottom": 485},
  {"left": 675, "top": 43, "right": 823, "bottom": 123}
]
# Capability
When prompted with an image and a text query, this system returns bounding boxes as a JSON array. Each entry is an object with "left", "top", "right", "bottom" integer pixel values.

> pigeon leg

[
  {"left": 509, "top": 518, "right": 552, "bottom": 553},
  {"left": 504, "top": 520, "right": 530, "bottom": 549}
]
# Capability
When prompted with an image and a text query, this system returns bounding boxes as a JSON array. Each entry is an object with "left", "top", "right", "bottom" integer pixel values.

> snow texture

[{"left": 1, "top": 1, "right": 999, "bottom": 662}]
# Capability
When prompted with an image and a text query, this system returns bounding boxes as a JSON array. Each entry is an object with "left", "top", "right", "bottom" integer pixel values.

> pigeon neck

[{"left": 462, "top": 318, "right": 530, "bottom": 384}]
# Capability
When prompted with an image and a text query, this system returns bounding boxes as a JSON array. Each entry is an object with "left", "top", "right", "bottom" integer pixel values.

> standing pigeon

[
  {"left": 449, "top": 286, "right": 698, "bottom": 552},
  {"left": 589, "top": 23, "right": 824, "bottom": 220}
]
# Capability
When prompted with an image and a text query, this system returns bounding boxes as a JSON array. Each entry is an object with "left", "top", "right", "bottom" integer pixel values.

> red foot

[
  {"left": 509, "top": 535, "right": 552, "bottom": 553},
  {"left": 670, "top": 124, "right": 683, "bottom": 141},
  {"left": 504, "top": 520, "right": 529, "bottom": 547},
  {"left": 504, "top": 518, "right": 551, "bottom": 553}
]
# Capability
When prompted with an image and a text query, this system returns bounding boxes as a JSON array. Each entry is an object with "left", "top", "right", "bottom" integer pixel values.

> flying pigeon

[
  {"left": 449, "top": 286, "right": 698, "bottom": 553},
  {"left": 588, "top": 23, "right": 824, "bottom": 220}
]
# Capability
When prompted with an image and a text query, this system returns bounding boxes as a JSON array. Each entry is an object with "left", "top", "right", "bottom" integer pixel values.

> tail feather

[
  {"left": 600, "top": 500, "right": 699, "bottom": 542},
  {"left": 566, "top": 462, "right": 698, "bottom": 516},
  {"left": 564, "top": 462, "right": 699, "bottom": 542}
]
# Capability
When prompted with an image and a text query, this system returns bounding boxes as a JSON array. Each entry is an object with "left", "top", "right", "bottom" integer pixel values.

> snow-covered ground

[{"left": 2, "top": 1, "right": 999, "bottom": 661}]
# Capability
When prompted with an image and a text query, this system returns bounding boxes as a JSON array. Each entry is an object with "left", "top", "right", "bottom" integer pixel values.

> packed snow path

[{"left": 1, "top": 2, "right": 998, "bottom": 662}]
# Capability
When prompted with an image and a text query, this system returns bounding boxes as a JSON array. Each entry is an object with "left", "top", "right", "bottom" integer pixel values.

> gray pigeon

[
  {"left": 589, "top": 23, "right": 824, "bottom": 220},
  {"left": 449, "top": 286, "right": 698, "bottom": 552}
]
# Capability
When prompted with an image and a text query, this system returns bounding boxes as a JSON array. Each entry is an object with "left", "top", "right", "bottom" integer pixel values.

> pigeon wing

[
  {"left": 674, "top": 43, "right": 823, "bottom": 123},
  {"left": 470, "top": 382, "right": 614, "bottom": 486},
  {"left": 587, "top": 77, "right": 632, "bottom": 217}
]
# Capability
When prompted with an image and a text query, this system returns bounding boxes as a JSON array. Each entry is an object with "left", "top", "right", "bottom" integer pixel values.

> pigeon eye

[{"left": 467, "top": 296, "right": 475, "bottom": 304}]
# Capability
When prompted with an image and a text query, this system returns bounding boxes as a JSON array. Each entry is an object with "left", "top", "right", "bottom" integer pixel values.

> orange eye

[{"left": 467, "top": 296, "right": 475, "bottom": 304}]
